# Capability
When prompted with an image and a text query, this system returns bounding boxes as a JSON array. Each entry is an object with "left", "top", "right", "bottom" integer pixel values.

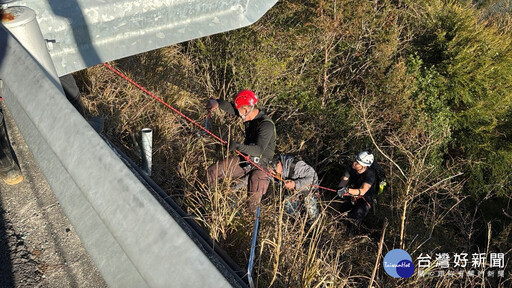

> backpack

[{"left": 370, "top": 160, "right": 387, "bottom": 195}]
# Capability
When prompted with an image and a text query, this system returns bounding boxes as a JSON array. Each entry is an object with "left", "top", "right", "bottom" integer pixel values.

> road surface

[{"left": 0, "top": 102, "right": 106, "bottom": 287}]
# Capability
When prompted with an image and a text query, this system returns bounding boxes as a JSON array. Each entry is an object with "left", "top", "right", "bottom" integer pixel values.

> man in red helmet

[{"left": 206, "top": 90, "right": 276, "bottom": 212}]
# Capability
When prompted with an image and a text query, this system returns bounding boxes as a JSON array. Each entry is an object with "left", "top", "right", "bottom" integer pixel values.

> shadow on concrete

[
  {"left": 48, "top": 0, "right": 101, "bottom": 69},
  {"left": 0, "top": 102, "right": 106, "bottom": 287},
  {"left": 0, "top": 199, "right": 14, "bottom": 288},
  {"left": 18, "top": 153, "right": 80, "bottom": 288},
  {"left": 0, "top": 26, "right": 4, "bottom": 71},
  {"left": 0, "top": 23, "right": 20, "bottom": 287}
]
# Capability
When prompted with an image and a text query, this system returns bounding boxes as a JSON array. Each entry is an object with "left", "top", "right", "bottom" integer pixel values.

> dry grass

[{"left": 75, "top": 46, "right": 511, "bottom": 287}]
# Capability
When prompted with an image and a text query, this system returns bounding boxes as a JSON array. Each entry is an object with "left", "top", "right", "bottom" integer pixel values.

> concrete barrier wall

[{"left": 0, "top": 27, "right": 242, "bottom": 288}]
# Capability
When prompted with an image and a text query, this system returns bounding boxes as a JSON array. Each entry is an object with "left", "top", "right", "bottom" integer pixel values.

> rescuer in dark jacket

[
  {"left": 206, "top": 90, "right": 276, "bottom": 212},
  {"left": 337, "top": 151, "right": 377, "bottom": 235}
]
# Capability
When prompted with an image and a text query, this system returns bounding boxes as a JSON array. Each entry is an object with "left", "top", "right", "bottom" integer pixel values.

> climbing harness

[
  {"left": 104, "top": 63, "right": 344, "bottom": 287},
  {"left": 103, "top": 63, "right": 338, "bottom": 193}
]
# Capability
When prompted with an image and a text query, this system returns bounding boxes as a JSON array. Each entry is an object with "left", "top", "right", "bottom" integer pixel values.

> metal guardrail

[
  {"left": 1, "top": 1, "right": 279, "bottom": 286},
  {"left": 0, "top": 26, "right": 244, "bottom": 287},
  {"left": 17, "top": 0, "right": 278, "bottom": 76}
]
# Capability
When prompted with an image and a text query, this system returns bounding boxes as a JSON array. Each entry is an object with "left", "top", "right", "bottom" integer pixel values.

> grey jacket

[{"left": 279, "top": 155, "right": 318, "bottom": 192}]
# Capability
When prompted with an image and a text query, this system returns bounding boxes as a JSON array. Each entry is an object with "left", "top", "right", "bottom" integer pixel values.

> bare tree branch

[{"left": 359, "top": 98, "right": 408, "bottom": 179}]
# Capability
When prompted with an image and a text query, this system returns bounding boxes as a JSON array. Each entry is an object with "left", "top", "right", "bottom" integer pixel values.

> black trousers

[
  {"left": 339, "top": 196, "right": 371, "bottom": 234},
  {"left": 0, "top": 110, "right": 15, "bottom": 172}
]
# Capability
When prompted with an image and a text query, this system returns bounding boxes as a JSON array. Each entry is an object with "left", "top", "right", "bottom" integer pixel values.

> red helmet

[{"left": 234, "top": 90, "right": 258, "bottom": 109}]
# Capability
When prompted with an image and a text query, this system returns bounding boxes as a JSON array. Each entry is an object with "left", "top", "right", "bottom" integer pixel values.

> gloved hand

[
  {"left": 206, "top": 98, "right": 219, "bottom": 111},
  {"left": 337, "top": 187, "right": 348, "bottom": 197},
  {"left": 229, "top": 140, "right": 239, "bottom": 152}
]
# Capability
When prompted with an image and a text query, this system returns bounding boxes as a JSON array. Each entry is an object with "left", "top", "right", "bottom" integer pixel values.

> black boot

[
  {"left": 0, "top": 111, "right": 23, "bottom": 185},
  {"left": 0, "top": 162, "right": 23, "bottom": 185}
]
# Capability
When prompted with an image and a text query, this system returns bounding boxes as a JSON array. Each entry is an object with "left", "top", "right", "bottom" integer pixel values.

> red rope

[
  {"left": 315, "top": 185, "right": 336, "bottom": 193},
  {"left": 103, "top": 62, "right": 336, "bottom": 192},
  {"left": 103, "top": 63, "right": 226, "bottom": 144}
]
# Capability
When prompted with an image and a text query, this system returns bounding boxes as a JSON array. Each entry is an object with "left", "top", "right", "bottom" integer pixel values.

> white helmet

[{"left": 356, "top": 151, "right": 374, "bottom": 167}]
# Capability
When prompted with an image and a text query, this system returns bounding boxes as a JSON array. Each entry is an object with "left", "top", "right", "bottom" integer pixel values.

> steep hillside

[{"left": 76, "top": 0, "right": 512, "bottom": 286}]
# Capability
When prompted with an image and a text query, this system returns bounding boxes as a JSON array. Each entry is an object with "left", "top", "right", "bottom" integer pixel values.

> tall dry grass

[{"left": 75, "top": 46, "right": 510, "bottom": 288}]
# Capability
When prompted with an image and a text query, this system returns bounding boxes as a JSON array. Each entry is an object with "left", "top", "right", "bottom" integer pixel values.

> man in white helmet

[{"left": 336, "top": 151, "right": 376, "bottom": 234}]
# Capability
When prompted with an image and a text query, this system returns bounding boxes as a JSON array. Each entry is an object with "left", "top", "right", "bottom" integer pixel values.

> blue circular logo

[{"left": 383, "top": 249, "right": 415, "bottom": 278}]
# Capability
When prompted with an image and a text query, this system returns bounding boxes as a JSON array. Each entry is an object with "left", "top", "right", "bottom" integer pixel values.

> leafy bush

[{"left": 77, "top": 0, "right": 512, "bottom": 286}]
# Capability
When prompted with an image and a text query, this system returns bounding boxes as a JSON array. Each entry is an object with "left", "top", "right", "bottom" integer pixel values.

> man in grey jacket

[{"left": 271, "top": 154, "right": 319, "bottom": 223}]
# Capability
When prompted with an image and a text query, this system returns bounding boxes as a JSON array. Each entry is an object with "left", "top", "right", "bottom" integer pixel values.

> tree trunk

[
  {"left": 400, "top": 184, "right": 411, "bottom": 249},
  {"left": 400, "top": 199, "right": 408, "bottom": 250}
]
